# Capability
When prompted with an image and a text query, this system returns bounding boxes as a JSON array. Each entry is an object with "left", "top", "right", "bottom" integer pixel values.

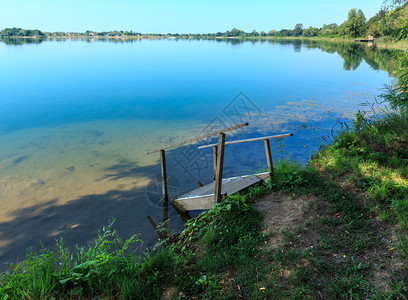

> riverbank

[
  {"left": 216, "top": 36, "right": 407, "bottom": 49},
  {"left": 2, "top": 34, "right": 405, "bottom": 49},
  {"left": 1, "top": 100, "right": 407, "bottom": 298}
]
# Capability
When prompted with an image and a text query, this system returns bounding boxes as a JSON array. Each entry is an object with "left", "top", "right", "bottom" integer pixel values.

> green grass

[
  {"left": 0, "top": 221, "right": 178, "bottom": 299},
  {"left": 311, "top": 109, "right": 408, "bottom": 254}
]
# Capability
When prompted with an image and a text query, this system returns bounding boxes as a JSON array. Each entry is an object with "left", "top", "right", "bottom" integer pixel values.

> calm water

[{"left": 0, "top": 38, "right": 398, "bottom": 266}]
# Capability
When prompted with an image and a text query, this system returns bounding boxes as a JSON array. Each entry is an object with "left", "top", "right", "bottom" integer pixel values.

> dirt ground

[{"left": 254, "top": 191, "right": 313, "bottom": 249}]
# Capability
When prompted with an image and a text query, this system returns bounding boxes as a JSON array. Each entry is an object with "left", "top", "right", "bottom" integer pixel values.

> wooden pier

[
  {"left": 355, "top": 36, "right": 376, "bottom": 47},
  {"left": 172, "top": 132, "right": 293, "bottom": 211},
  {"left": 172, "top": 172, "right": 270, "bottom": 211},
  {"left": 145, "top": 123, "right": 293, "bottom": 223}
]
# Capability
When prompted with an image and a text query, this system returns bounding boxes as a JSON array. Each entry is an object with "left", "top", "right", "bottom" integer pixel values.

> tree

[
  {"left": 384, "top": 0, "right": 408, "bottom": 9},
  {"left": 293, "top": 24, "right": 303, "bottom": 37},
  {"left": 278, "top": 29, "right": 292, "bottom": 37},
  {"left": 249, "top": 30, "right": 259, "bottom": 37},
  {"left": 267, "top": 30, "right": 277, "bottom": 36},
  {"left": 342, "top": 9, "right": 367, "bottom": 37},
  {"left": 377, "top": 10, "right": 396, "bottom": 36},
  {"left": 225, "top": 28, "right": 245, "bottom": 37},
  {"left": 302, "top": 27, "right": 319, "bottom": 37},
  {"left": 319, "top": 23, "right": 339, "bottom": 37},
  {"left": 0, "top": 27, "right": 21, "bottom": 37},
  {"left": 365, "top": 12, "right": 382, "bottom": 37}
]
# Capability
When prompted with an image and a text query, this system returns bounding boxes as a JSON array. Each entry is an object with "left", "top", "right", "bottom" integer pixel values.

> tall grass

[{"left": 0, "top": 220, "right": 178, "bottom": 299}]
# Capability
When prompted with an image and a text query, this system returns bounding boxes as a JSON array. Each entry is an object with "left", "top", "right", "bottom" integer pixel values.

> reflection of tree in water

[
  {"left": 218, "top": 38, "right": 246, "bottom": 45},
  {"left": 304, "top": 41, "right": 365, "bottom": 70},
  {"left": 1, "top": 37, "right": 44, "bottom": 45},
  {"left": 370, "top": 48, "right": 398, "bottom": 72},
  {"left": 0, "top": 37, "right": 144, "bottom": 46},
  {"left": 0, "top": 37, "right": 400, "bottom": 74},
  {"left": 298, "top": 39, "right": 399, "bottom": 73},
  {"left": 292, "top": 40, "right": 302, "bottom": 52},
  {"left": 340, "top": 43, "right": 365, "bottom": 71}
]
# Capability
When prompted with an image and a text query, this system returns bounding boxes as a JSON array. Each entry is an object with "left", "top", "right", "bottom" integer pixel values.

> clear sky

[{"left": 1, "top": 0, "right": 385, "bottom": 33}]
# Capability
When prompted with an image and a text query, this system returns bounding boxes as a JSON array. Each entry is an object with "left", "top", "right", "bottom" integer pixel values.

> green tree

[
  {"left": 319, "top": 23, "right": 340, "bottom": 37},
  {"left": 0, "top": 27, "right": 21, "bottom": 37},
  {"left": 267, "top": 30, "right": 277, "bottom": 36},
  {"left": 249, "top": 30, "right": 259, "bottom": 37},
  {"left": 302, "top": 26, "right": 319, "bottom": 37},
  {"left": 278, "top": 29, "right": 292, "bottom": 37},
  {"left": 342, "top": 9, "right": 367, "bottom": 37},
  {"left": 225, "top": 28, "right": 245, "bottom": 37},
  {"left": 293, "top": 23, "right": 303, "bottom": 37},
  {"left": 377, "top": 9, "right": 398, "bottom": 36}
]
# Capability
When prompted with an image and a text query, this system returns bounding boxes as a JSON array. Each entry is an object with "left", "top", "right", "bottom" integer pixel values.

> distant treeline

[
  {"left": 168, "top": 4, "right": 408, "bottom": 39},
  {"left": 1, "top": 3, "right": 407, "bottom": 40},
  {"left": 0, "top": 28, "right": 44, "bottom": 37}
]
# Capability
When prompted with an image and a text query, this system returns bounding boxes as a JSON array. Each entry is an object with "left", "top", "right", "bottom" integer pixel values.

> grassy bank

[{"left": 214, "top": 36, "right": 406, "bottom": 49}]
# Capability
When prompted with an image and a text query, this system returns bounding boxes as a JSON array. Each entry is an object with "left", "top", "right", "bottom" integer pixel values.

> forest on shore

[{"left": 1, "top": 3, "right": 407, "bottom": 41}]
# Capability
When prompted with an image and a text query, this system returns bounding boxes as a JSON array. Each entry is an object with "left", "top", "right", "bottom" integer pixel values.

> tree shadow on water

[
  {"left": 0, "top": 142, "right": 264, "bottom": 271},
  {"left": 0, "top": 161, "right": 189, "bottom": 272}
]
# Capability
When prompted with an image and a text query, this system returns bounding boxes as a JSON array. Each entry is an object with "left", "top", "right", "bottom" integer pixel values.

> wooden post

[
  {"left": 212, "top": 145, "right": 218, "bottom": 180},
  {"left": 214, "top": 133, "right": 226, "bottom": 203},
  {"left": 264, "top": 139, "right": 273, "bottom": 176},
  {"left": 160, "top": 150, "right": 168, "bottom": 238},
  {"left": 172, "top": 204, "right": 192, "bottom": 224},
  {"left": 147, "top": 216, "right": 165, "bottom": 240}
]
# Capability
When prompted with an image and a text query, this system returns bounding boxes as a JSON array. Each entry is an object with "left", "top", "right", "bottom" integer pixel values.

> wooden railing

[
  {"left": 198, "top": 133, "right": 293, "bottom": 180},
  {"left": 144, "top": 123, "right": 294, "bottom": 236},
  {"left": 144, "top": 122, "right": 249, "bottom": 236}
]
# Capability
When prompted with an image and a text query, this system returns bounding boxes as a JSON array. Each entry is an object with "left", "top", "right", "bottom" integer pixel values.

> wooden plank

[
  {"left": 172, "top": 194, "right": 215, "bottom": 211},
  {"left": 176, "top": 172, "right": 270, "bottom": 199},
  {"left": 180, "top": 182, "right": 216, "bottom": 197},
  {"left": 221, "top": 172, "right": 269, "bottom": 182},
  {"left": 255, "top": 172, "right": 271, "bottom": 181},
  {"left": 220, "top": 174, "right": 261, "bottom": 195},
  {"left": 198, "top": 133, "right": 293, "bottom": 149},
  {"left": 144, "top": 122, "right": 249, "bottom": 155},
  {"left": 264, "top": 139, "right": 273, "bottom": 175},
  {"left": 214, "top": 133, "right": 226, "bottom": 203},
  {"left": 172, "top": 175, "right": 263, "bottom": 211}
]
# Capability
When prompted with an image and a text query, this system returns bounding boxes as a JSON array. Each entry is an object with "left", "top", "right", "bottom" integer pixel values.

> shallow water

[{"left": 0, "top": 38, "right": 398, "bottom": 266}]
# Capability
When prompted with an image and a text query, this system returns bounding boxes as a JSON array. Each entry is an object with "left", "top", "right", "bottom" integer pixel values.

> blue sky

[{"left": 1, "top": 0, "right": 385, "bottom": 33}]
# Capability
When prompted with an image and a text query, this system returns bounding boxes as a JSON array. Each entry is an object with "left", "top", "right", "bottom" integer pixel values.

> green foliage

[
  {"left": 312, "top": 105, "right": 408, "bottom": 254},
  {"left": 302, "top": 26, "right": 319, "bottom": 37},
  {"left": 0, "top": 220, "right": 179, "bottom": 299},
  {"left": 341, "top": 8, "right": 367, "bottom": 37},
  {"left": 293, "top": 24, "right": 303, "bottom": 37},
  {"left": 319, "top": 23, "right": 340, "bottom": 37},
  {"left": 0, "top": 27, "right": 44, "bottom": 37},
  {"left": 378, "top": 10, "right": 397, "bottom": 36}
]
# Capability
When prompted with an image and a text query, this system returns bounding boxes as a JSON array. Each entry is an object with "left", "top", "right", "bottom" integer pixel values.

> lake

[{"left": 0, "top": 38, "right": 398, "bottom": 266}]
